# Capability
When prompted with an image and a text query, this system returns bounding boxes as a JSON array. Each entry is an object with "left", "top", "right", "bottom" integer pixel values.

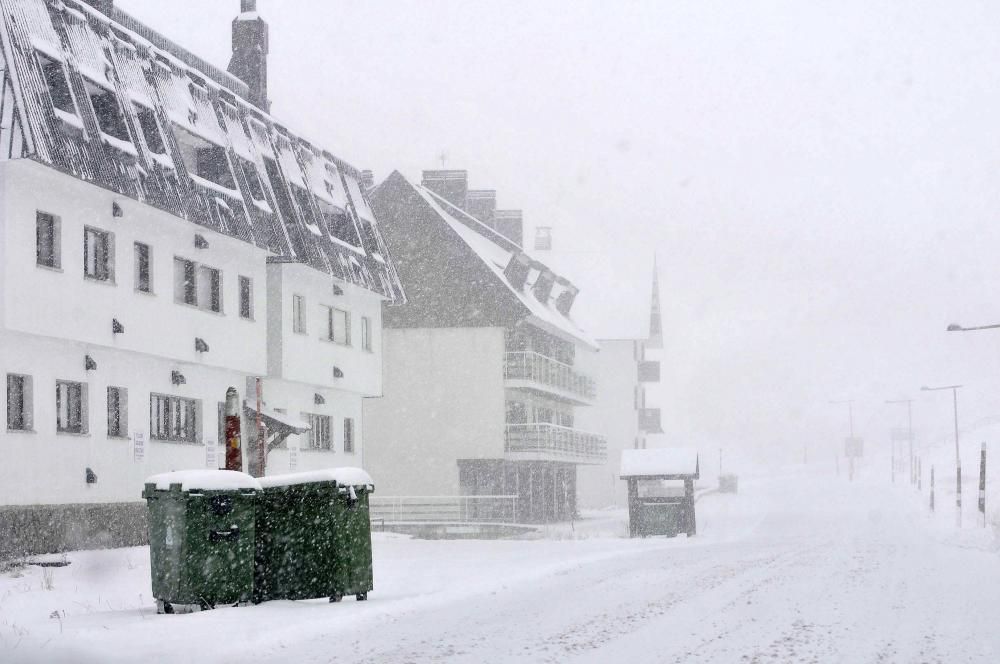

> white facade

[{"left": 0, "top": 160, "right": 385, "bottom": 506}]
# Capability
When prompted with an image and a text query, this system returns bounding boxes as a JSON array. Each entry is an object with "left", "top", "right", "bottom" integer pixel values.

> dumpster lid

[
  {"left": 145, "top": 469, "right": 262, "bottom": 492},
  {"left": 620, "top": 448, "right": 700, "bottom": 479},
  {"left": 258, "top": 467, "right": 373, "bottom": 489}
]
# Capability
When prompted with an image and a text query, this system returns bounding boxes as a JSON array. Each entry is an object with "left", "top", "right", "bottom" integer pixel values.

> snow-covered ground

[{"left": 2, "top": 467, "right": 999, "bottom": 663}]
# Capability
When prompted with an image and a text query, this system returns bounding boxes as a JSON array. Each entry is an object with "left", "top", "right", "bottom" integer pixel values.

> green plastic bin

[
  {"left": 143, "top": 470, "right": 261, "bottom": 614},
  {"left": 254, "top": 468, "right": 374, "bottom": 603}
]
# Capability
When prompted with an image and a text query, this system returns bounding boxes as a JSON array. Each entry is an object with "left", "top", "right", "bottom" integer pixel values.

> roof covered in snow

[
  {"left": 145, "top": 470, "right": 261, "bottom": 492},
  {"left": 620, "top": 448, "right": 700, "bottom": 478},
  {"left": 0, "top": 0, "right": 403, "bottom": 301},
  {"left": 405, "top": 180, "right": 598, "bottom": 349}
]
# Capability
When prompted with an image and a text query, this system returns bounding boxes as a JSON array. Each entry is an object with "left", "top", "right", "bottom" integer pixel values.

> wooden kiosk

[{"left": 620, "top": 448, "right": 700, "bottom": 538}]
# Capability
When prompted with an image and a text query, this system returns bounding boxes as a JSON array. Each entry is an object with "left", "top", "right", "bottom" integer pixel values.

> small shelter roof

[{"left": 620, "top": 448, "right": 700, "bottom": 479}]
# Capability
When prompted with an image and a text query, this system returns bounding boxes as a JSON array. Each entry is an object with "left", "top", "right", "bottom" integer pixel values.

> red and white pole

[
  {"left": 224, "top": 387, "right": 242, "bottom": 472},
  {"left": 255, "top": 377, "right": 266, "bottom": 477}
]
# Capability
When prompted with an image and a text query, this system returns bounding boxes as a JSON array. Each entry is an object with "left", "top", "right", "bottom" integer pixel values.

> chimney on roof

[
  {"left": 227, "top": 0, "right": 271, "bottom": 112},
  {"left": 360, "top": 170, "right": 375, "bottom": 191},
  {"left": 421, "top": 170, "right": 468, "bottom": 210},
  {"left": 494, "top": 210, "right": 523, "bottom": 247},
  {"left": 465, "top": 190, "right": 497, "bottom": 227},
  {"left": 533, "top": 267, "right": 556, "bottom": 304},
  {"left": 555, "top": 278, "right": 579, "bottom": 316},
  {"left": 534, "top": 226, "right": 552, "bottom": 251}
]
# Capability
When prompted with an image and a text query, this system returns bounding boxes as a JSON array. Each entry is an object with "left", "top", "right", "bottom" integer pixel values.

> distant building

[
  {"left": 0, "top": 0, "right": 403, "bottom": 553},
  {"left": 533, "top": 230, "right": 664, "bottom": 510},
  {"left": 365, "top": 170, "right": 607, "bottom": 522}
]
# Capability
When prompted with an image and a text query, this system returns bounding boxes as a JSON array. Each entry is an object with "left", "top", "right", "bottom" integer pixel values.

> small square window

[
  {"left": 107, "top": 386, "right": 128, "bottom": 438},
  {"left": 84, "top": 227, "right": 114, "bottom": 282},
  {"left": 197, "top": 265, "right": 222, "bottom": 313},
  {"left": 327, "top": 307, "right": 351, "bottom": 345},
  {"left": 135, "top": 242, "right": 152, "bottom": 293},
  {"left": 306, "top": 413, "right": 332, "bottom": 450},
  {"left": 292, "top": 295, "right": 307, "bottom": 334},
  {"left": 36, "top": 212, "right": 61, "bottom": 269},
  {"left": 6, "top": 374, "right": 32, "bottom": 431}
]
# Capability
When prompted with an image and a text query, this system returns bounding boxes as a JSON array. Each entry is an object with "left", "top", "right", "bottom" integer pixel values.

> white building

[
  {"left": 365, "top": 170, "right": 606, "bottom": 523},
  {"left": 0, "top": 0, "right": 403, "bottom": 554}
]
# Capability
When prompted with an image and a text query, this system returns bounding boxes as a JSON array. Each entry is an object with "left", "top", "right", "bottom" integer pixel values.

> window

[
  {"left": 86, "top": 80, "right": 130, "bottom": 142},
  {"left": 174, "top": 257, "right": 222, "bottom": 312},
  {"left": 197, "top": 265, "right": 222, "bottom": 313},
  {"left": 344, "top": 418, "right": 355, "bottom": 454},
  {"left": 84, "top": 227, "right": 113, "bottom": 282},
  {"left": 238, "top": 159, "right": 265, "bottom": 201},
  {"left": 327, "top": 307, "right": 351, "bottom": 345},
  {"left": 292, "top": 295, "right": 307, "bottom": 334},
  {"left": 36, "top": 212, "right": 60, "bottom": 269},
  {"left": 150, "top": 393, "right": 200, "bottom": 443},
  {"left": 135, "top": 104, "right": 166, "bottom": 154},
  {"left": 239, "top": 276, "right": 253, "bottom": 319},
  {"left": 360, "top": 316, "right": 373, "bottom": 351},
  {"left": 306, "top": 413, "right": 332, "bottom": 450},
  {"left": 135, "top": 242, "right": 152, "bottom": 293},
  {"left": 6, "top": 374, "right": 32, "bottom": 431},
  {"left": 56, "top": 380, "right": 87, "bottom": 434},
  {"left": 107, "top": 386, "right": 128, "bottom": 438},
  {"left": 173, "top": 124, "right": 235, "bottom": 189},
  {"left": 37, "top": 52, "right": 76, "bottom": 116}
]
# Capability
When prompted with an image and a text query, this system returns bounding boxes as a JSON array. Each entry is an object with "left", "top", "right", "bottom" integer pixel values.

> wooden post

[
  {"left": 979, "top": 443, "right": 987, "bottom": 528},
  {"left": 930, "top": 466, "right": 935, "bottom": 512},
  {"left": 627, "top": 478, "right": 638, "bottom": 537}
]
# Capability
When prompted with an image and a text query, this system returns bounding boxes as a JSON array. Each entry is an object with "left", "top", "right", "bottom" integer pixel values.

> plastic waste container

[
  {"left": 143, "top": 470, "right": 261, "bottom": 614},
  {"left": 254, "top": 468, "right": 374, "bottom": 604}
]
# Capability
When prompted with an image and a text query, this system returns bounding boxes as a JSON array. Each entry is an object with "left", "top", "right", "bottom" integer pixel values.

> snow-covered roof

[
  {"left": 620, "top": 448, "right": 699, "bottom": 478},
  {"left": 145, "top": 470, "right": 262, "bottom": 492},
  {"left": 243, "top": 400, "right": 311, "bottom": 434},
  {"left": 258, "top": 467, "right": 374, "bottom": 489},
  {"left": 413, "top": 184, "right": 598, "bottom": 350}
]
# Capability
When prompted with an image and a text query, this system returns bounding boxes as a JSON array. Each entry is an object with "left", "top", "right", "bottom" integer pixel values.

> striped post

[
  {"left": 917, "top": 457, "right": 922, "bottom": 491},
  {"left": 930, "top": 466, "right": 935, "bottom": 512},
  {"left": 979, "top": 443, "right": 987, "bottom": 527}
]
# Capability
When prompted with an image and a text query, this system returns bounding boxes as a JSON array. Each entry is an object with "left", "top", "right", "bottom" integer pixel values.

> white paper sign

[
  {"left": 205, "top": 441, "right": 217, "bottom": 469},
  {"left": 132, "top": 431, "right": 145, "bottom": 463}
]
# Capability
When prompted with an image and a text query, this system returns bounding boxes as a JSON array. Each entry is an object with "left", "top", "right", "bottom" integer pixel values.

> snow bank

[
  {"left": 145, "top": 469, "right": 261, "bottom": 492},
  {"left": 620, "top": 447, "right": 699, "bottom": 477},
  {"left": 258, "top": 467, "right": 374, "bottom": 489}
]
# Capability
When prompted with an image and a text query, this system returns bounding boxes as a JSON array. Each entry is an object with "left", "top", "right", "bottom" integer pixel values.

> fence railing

[
  {"left": 505, "top": 423, "right": 607, "bottom": 463},
  {"left": 504, "top": 352, "right": 595, "bottom": 401},
  {"left": 369, "top": 495, "right": 519, "bottom": 524}
]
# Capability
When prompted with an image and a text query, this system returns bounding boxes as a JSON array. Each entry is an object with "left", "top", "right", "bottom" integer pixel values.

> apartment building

[
  {"left": 365, "top": 170, "right": 606, "bottom": 523},
  {"left": 0, "top": 0, "right": 402, "bottom": 552}
]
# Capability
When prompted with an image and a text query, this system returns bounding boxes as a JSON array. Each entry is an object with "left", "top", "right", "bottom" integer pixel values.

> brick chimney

[
  {"left": 494, "top": 210, "right": 523, "bottom": 248},
  {"left": 465, "top": 190, "right": 496, "bottom": 226},
  {"left": 421, "top": 170, "right": 468, "bottom": 210},
  {"left": 227, "top": 0, "right": 270, "bottom": 112}
]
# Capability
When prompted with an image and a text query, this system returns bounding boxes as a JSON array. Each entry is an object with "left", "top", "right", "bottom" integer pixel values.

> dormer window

[
  {"left": 135, "top": 105, "right": 166, "bottom": 154},
  {"left": 36, "top": 51, "right": 76, "bottom": 117},
  {"left": 85, "top": 79, "right": 130, "bottom": 143},
  {"left": 174, "top": 124, "right": 236, "bottom": 190}
]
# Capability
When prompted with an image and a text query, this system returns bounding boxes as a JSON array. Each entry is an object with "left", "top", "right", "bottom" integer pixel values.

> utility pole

[
  {"left": 921, "top": 385, "right": 962, "bottom": 527},
  {"left": 886, "top": 399, "right": 915, "bottom": 486}
]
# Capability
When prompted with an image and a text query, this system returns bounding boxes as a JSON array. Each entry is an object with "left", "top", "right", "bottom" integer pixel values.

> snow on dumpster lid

[
  {"left": 145, "top": 470, "right": 262, "bottom": 492},
  {"left": 257, "top": 467, "right": 374, "bottom": 489},
  {"left": 620, "top": 448, "right": 699, "bottom": 478}
]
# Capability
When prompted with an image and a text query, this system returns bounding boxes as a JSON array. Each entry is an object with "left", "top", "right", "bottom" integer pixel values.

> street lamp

[
  {"left": 947, "top": 322, "right": 1000, "bottom": 332},
  {"left": 885, "top": 399, "right": 914, "bottom": 485},
  {"left": 921, "top": 384, "right": 963, "bottom": 526},
  {"left": 829, "top": 399, "right": 856, "bottom": 480}
]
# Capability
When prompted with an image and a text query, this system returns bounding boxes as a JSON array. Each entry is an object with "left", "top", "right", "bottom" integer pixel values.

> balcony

[
  {"left": 504, "top": 352, "right": 596, "bottom": 405},
  {"left": 638, "top": 360, "right": 661, "bottom": 383},
  {"left": 505, "top": 423, "right": 607, "bottom": 465}
]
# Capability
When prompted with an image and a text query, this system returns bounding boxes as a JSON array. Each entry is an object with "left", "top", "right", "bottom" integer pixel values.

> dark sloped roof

[{"left": 0, "top": 0, "right": 403, "bottom": 301}]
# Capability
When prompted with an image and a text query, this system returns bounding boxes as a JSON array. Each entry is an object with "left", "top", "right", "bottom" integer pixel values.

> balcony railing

[
  {"left": 504, "top": 352, "right": 596, "bottom": 402},
  {"left": 369, "top": 495, "right": 519, "bottom": 524},
  {"left": 505, "top": 423, "right": 607, "bottom": 464}
]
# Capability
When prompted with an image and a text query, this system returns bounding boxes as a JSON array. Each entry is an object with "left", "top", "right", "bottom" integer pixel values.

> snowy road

[{"left": 3, "top": 470, "right": 1000, "bottom": 663}]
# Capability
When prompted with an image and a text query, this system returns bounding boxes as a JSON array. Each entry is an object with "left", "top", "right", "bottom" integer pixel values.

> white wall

[
  {"left": 266, "top": 261, "right": 383, "bottom": 397},
  {"left": 363, "top": 327, "right": 506, "bottom": 495},
  {"left": 576, "top": 339, "right": 642, "bottom": 509}
]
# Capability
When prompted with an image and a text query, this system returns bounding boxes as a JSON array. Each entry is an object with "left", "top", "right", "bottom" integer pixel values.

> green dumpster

[
  {"left": 143, "top": 470, "right": 261, "bottom": 614},
  {"left": 254, "top": 468, "right": 374, "bottom": 603}
]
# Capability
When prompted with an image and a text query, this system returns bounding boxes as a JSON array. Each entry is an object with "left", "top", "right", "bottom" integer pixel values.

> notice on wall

[
  {"left": 205, "top": 440, "right": 217, "bottom": 469},
  {"left": 132, "top": 431, "right": 146, "bottom": 464},
  {"left": 289, "top": 445, "right": 299, "bottom": 472}
]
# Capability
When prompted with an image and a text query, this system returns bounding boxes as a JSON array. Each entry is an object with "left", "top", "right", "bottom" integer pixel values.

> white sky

[{"left": 117, "top": 0, "right": 1000, "bottom": 466}]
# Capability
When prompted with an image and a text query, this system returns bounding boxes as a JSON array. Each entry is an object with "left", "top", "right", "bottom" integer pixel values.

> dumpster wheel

[
  {"left": 329, "top": 592, "right": 344, "bottom": 603},
  {"left": 156, "top": 600, "right": 174, "bottom": 615},
  {"left": 356, "top": 593, "right": 368, "bottom": 601}
]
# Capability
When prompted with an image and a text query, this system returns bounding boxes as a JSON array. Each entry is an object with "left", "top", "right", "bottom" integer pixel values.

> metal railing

[
  {"left": 369, "top": 495, "right": 519, "bottom": 524},
  {"left": 505, "top": 423, "right": 607, "bottom": 463},
  {"left": 504, "top": 352, "right": 595, "bottom": 401}
]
